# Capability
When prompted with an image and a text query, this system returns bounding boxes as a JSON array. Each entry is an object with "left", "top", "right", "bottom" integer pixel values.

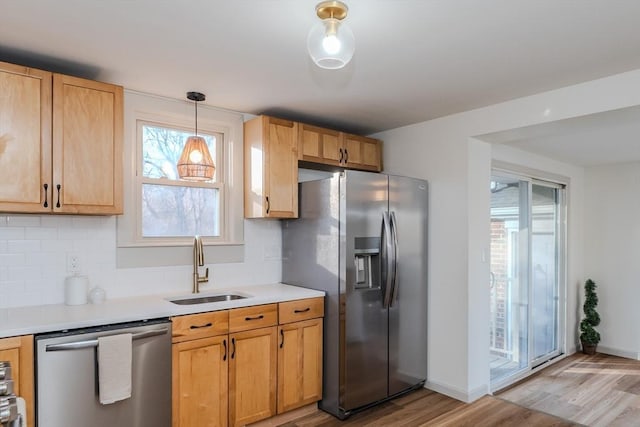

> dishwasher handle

[{"left": 45, "top": 327, "right": 169, "bottom": 352}]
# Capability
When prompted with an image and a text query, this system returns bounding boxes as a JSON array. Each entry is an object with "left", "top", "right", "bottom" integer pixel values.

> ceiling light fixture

[
  {"left": 177, "top": 91, "right": 215, "bottom": 181},
  {"left": 307, "top": 1, "right": 355, "bottom": 70}
]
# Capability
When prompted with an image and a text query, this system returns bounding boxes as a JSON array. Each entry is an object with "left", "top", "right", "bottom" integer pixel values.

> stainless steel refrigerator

[{"left": 282, "top": 169, "right": 428, "bottom": 419}]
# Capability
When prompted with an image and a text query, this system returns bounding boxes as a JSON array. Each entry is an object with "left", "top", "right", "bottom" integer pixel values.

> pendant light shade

[
  {"left": 307, "top": 1, "right": 355, "bottom": 70},
  {"left": 177, "top": 91, "right": 215, "bottom": 181}
]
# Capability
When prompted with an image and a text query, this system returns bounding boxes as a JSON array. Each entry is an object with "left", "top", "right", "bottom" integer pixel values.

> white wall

[
  {"left": 0, "top": 215, "right": 281, "bottom": 308},
  {"left": 584, "top": 162, "right": 640, "bottom": 359},
  {"left": 374, "top": 67, "right": 640, "bottom": 401}
]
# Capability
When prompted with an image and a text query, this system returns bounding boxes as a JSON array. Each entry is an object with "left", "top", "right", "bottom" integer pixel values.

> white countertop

[{"left": 0, "top": 283, "right": 324, "bottom": 339}]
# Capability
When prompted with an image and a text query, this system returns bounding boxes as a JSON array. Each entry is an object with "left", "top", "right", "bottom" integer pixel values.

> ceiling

[
  {"left": 2, "top": 1, "right": 640, "bottom": 157},
  {"left": 479, "top": 105, "right": 640, "bottom": 167}
]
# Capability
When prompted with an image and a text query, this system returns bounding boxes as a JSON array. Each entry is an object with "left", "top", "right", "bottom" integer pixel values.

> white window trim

[{"left": 117, "top": 90, "right": 244, "bottom": 268}]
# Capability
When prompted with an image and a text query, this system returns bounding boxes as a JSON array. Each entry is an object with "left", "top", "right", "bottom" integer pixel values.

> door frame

[{"left": 489, "top": 170, "right": 567, "bottom": 392}]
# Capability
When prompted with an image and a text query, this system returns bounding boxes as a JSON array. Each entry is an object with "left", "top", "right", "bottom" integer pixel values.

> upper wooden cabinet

[
  {"left": 342, "top": 133, "right": 382, "bottom": 172},
  {"left": 0, "top": 60, "right": 123, "bottom": 215},
  {"left": 299, "top": 123, "right": 382, "bottom": 172},
  {"left": 244, "top": 116, "right": 298, "bottom": 219},
  {"left": 52, "top": 74, "right": 123, "bottom": 214},
  {"left": 298, "top": 123, "right": 342, "bottom": 167}
]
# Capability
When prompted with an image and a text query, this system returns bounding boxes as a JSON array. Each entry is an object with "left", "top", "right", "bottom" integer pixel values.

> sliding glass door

[{"left": 489, "top": 174, "right": 565, "bottom": 389}]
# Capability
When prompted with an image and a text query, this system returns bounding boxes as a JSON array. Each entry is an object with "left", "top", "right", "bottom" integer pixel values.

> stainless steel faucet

[{"left": 192, "top": 236, "right": 209, "bottom": 293}]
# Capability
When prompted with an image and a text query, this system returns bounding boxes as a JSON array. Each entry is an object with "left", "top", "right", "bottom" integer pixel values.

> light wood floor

[
  {"left": 498, "top": 352, "right": 640, "bottom": 427},
  {"left": 274, "top": 352, "right": 640, "bottom": 426},
  {"left": 276, "top": 387, "right": 574, "bottom": 426}
]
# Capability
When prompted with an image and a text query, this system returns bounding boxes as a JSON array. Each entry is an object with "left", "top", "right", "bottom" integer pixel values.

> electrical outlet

[{"left": 67, "top": 253, "right": 81, "bottom": 274}]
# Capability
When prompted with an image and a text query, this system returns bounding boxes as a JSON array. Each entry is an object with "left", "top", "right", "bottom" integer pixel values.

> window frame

[
  {"left": 137, "top": 120, "right": 225, "bottom": 243},
  {"left": 117, "top": 90, "right": 244, "bottom": 268}
]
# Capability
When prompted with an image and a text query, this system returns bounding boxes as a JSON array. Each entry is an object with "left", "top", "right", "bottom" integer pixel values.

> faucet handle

[{"left": 198, "top": 267, "right": 209, "bottom": 283}]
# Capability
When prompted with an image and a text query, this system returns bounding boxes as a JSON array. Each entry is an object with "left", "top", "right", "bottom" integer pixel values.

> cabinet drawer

[
  {"left": 229, "top": 304, "right": 278, "bottom": 333},
  {"left": 172, "top": 310, "right": 229, "bottom": 343},
  {"left": 278, "top": 298, "right": 324, "bottom": 324}
]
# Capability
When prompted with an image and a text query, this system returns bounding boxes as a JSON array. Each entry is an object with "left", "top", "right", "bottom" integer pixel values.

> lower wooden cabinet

[
  {"left": 172, "top": 298, "right": 323, "bottom": 427},
  {"left": 172, "top": 335, "right": 228, "bottom": 427},
  {"left": 0, "top": 335, "right": 34, "bottom": 427},
  {"left": 229, "top": 327, "right": 277, "bottom": 427},
  {"left": 277, "top": 318, "right": 323, "bottom": 413}
]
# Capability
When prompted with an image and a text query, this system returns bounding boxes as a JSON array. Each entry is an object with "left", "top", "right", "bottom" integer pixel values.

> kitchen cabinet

[
  {"left": 0, "top": 60, "right": 123, "bottom": 215},
  {"left": 229, "top": 327, "right": 277, "bottom": 427},
  {"left": 341, "top": 133, "right": 382, "bottom": 172},
  {"left": 277, "top": 298, "right": 324, "bottom": 413},
  {"left": 228, "top": 303, "right": 278, "bottom": 426},
  {"left": 0, "top": 335, "right": 34, "bottom": 427},
  {"left": 298, "top": 123, "right": 342, "bottom": 167},
  {"left": 172, "top": 311, "right": 229, "bottom": 427},
  {"left": 244, "top": 115, "right": 298, "bottom": 219},
  {"left": 298, "top": 123, "right": 382, "bottom": 172},
  {"left": 171, "top": 304, "right": 279, "bottom": 427}
]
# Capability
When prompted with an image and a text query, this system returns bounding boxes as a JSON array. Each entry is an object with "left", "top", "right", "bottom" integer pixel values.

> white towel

[
  {"left": 16, "top": 397, "right": 26, "bottom": 427},
  {"left": 97, "top": 333, "right": 132, "bottom": 404}
]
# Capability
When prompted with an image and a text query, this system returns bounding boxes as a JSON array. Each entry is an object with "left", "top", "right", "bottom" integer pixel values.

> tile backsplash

[{"left": 0, "top": 215, "right": 282, "bottom": 308}]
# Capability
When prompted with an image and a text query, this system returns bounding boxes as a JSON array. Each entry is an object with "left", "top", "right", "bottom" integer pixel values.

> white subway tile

[
  {"left": 25, "top": 227, "right": 58, "bottom": 240},
  {"left": 41, "top": 216, "right": 72, "bottom": 228},
  {"left": 41, "top": 240, "right": 74, "bottom": 252},
  {"left": 7, "top": 240, "right": 41, "bottom": 253},
  {"left": 0, "top": 253, "right": 25, "bottom": 267},
  {"left": 8, "top": 266, "right": 42, "bottom": 282},
  {"left": 6, "top": 215, "right": 42, "bottom": 227},
  {"left": 0, "top": 228, "right": 25, "bottom": 240}
]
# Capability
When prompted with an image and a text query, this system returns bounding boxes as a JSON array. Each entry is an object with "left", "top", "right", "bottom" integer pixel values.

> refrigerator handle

[
  {"left": 389, "top": 211, "right": 399, "bottom": 307},
  {"left": 382, "top": 212, "right": 394, "bottom": 309}
]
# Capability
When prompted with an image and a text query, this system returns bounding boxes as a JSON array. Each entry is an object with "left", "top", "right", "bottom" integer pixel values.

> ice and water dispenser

[{"left": 354, "top": 237, "right": 381, "bottom": 289}]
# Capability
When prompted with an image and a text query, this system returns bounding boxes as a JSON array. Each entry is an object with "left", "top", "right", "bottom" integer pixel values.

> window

[
  {"left": 139, "top": 122, "right": 223, "bottom": 239},
  {"left": 117, "top": 91, "right": 244, "bottom": 267}
]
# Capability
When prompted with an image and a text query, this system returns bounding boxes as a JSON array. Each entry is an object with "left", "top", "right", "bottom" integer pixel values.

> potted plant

[{"left": 579, "top": 278, "right": 601, "bottom": 355}]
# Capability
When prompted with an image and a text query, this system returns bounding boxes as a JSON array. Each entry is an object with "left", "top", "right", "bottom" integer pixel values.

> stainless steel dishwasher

[{"left": 35, "top": 318, "right": 171, "bottom": 427}]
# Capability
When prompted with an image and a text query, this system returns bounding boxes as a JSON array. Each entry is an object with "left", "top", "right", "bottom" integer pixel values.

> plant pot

[{"left": 581, "top": 340, "right": 597, "bottom": 355}]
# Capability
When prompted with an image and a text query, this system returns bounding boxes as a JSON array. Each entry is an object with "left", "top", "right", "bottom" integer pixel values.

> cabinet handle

[
  {"left": 56, "top": 184, "right": 61, "bottom": 208},
  {"left": 339, "top": 148, "right": 344, "bottom": 164},
  {"left": 189, "top": 322, "right": 212, "bottom": 329},
  {"left": 231, "top": 337, "right": 236, "bottom": 359},
  {"left": 223, "top": 339, "right": 227, "bottom": 361},
  {"left": 265, "top": 196, "right": 270, "bottom": 215},
  {"left": 245, "top": 314, "right": 264, "bottom": 321},
  {"left": 294, "top": 307, "right": 311, "bottom": 314},
  {"left": 280, "top": 329, "right": 284, "bottom": 348},
  {"left": 344, "top": 149, "right": 349, "bottom": 164},
  {"left": 43, "top": 183, "right": 49, "bottom": 208}
]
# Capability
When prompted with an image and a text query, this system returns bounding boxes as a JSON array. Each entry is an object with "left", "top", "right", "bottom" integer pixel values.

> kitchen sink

[{"left": 168, "top": 293, "right": 250, "bottom": 305}]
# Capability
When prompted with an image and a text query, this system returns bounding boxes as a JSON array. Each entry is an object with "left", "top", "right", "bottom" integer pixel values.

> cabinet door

[
  {"left": 277, "top": 319, "right": 323, "bottom": 413},
  {"left": 0, "top": 62, "right": 52, "bottom": 213},
  {"left": 298, "top": 123, "right": 341, "bottom": 166},
  {"left": 229, "top": 327, "right": 277, "bottom": 427},
  {"left": 0, "top": 335, "right": 35, "bottom": 427},
  {"left": 244, "top": 116, "right": 298, "bottom": 219},
  {"left": 52, "top": 74, "right": 123, "bottom": 214},
  {"left": 172, "top": 335, "right": 228, "bottom": 427},
  {"left": 264, "top": 117, "right": 298, "bottom": 218},
  {"left": 342, "top": 134, "right": 382, "bottom": 172}
]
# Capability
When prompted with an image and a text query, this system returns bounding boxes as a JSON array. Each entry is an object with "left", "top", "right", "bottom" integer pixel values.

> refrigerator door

[
  {"left": 342, "top": 170, "right": 389, "bottom": 411},
  {"left": 388, "top": 175, "right": 428, "bottom": 396}
]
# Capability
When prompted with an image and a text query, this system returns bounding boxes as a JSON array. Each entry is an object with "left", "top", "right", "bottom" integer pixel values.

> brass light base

[{"left": 316, "top": 1, "right": 348, "bottom": 20}]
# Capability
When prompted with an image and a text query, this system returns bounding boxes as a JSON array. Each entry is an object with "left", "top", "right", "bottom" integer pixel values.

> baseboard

[
  {"left": 425, "top": 380, "right": 488, "bottom": 403},
  {"left": 597, "top": 345, "right": 640, "bottom": 360}
]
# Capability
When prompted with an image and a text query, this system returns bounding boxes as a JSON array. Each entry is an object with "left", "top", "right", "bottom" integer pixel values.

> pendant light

[
  {"left": 307, "top": 1, "right": 355, "bottom": 70},
  {"left": 177, "top": 91, "right": 215, "bottom": 181}
]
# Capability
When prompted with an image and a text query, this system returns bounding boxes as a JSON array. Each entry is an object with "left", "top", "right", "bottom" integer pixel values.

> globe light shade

[
  {"left": 177, "top": 135, "right": 215, "bottom": 181},
  {"left": 307, "top": 17, "right": 355, "bottom": 69}
]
